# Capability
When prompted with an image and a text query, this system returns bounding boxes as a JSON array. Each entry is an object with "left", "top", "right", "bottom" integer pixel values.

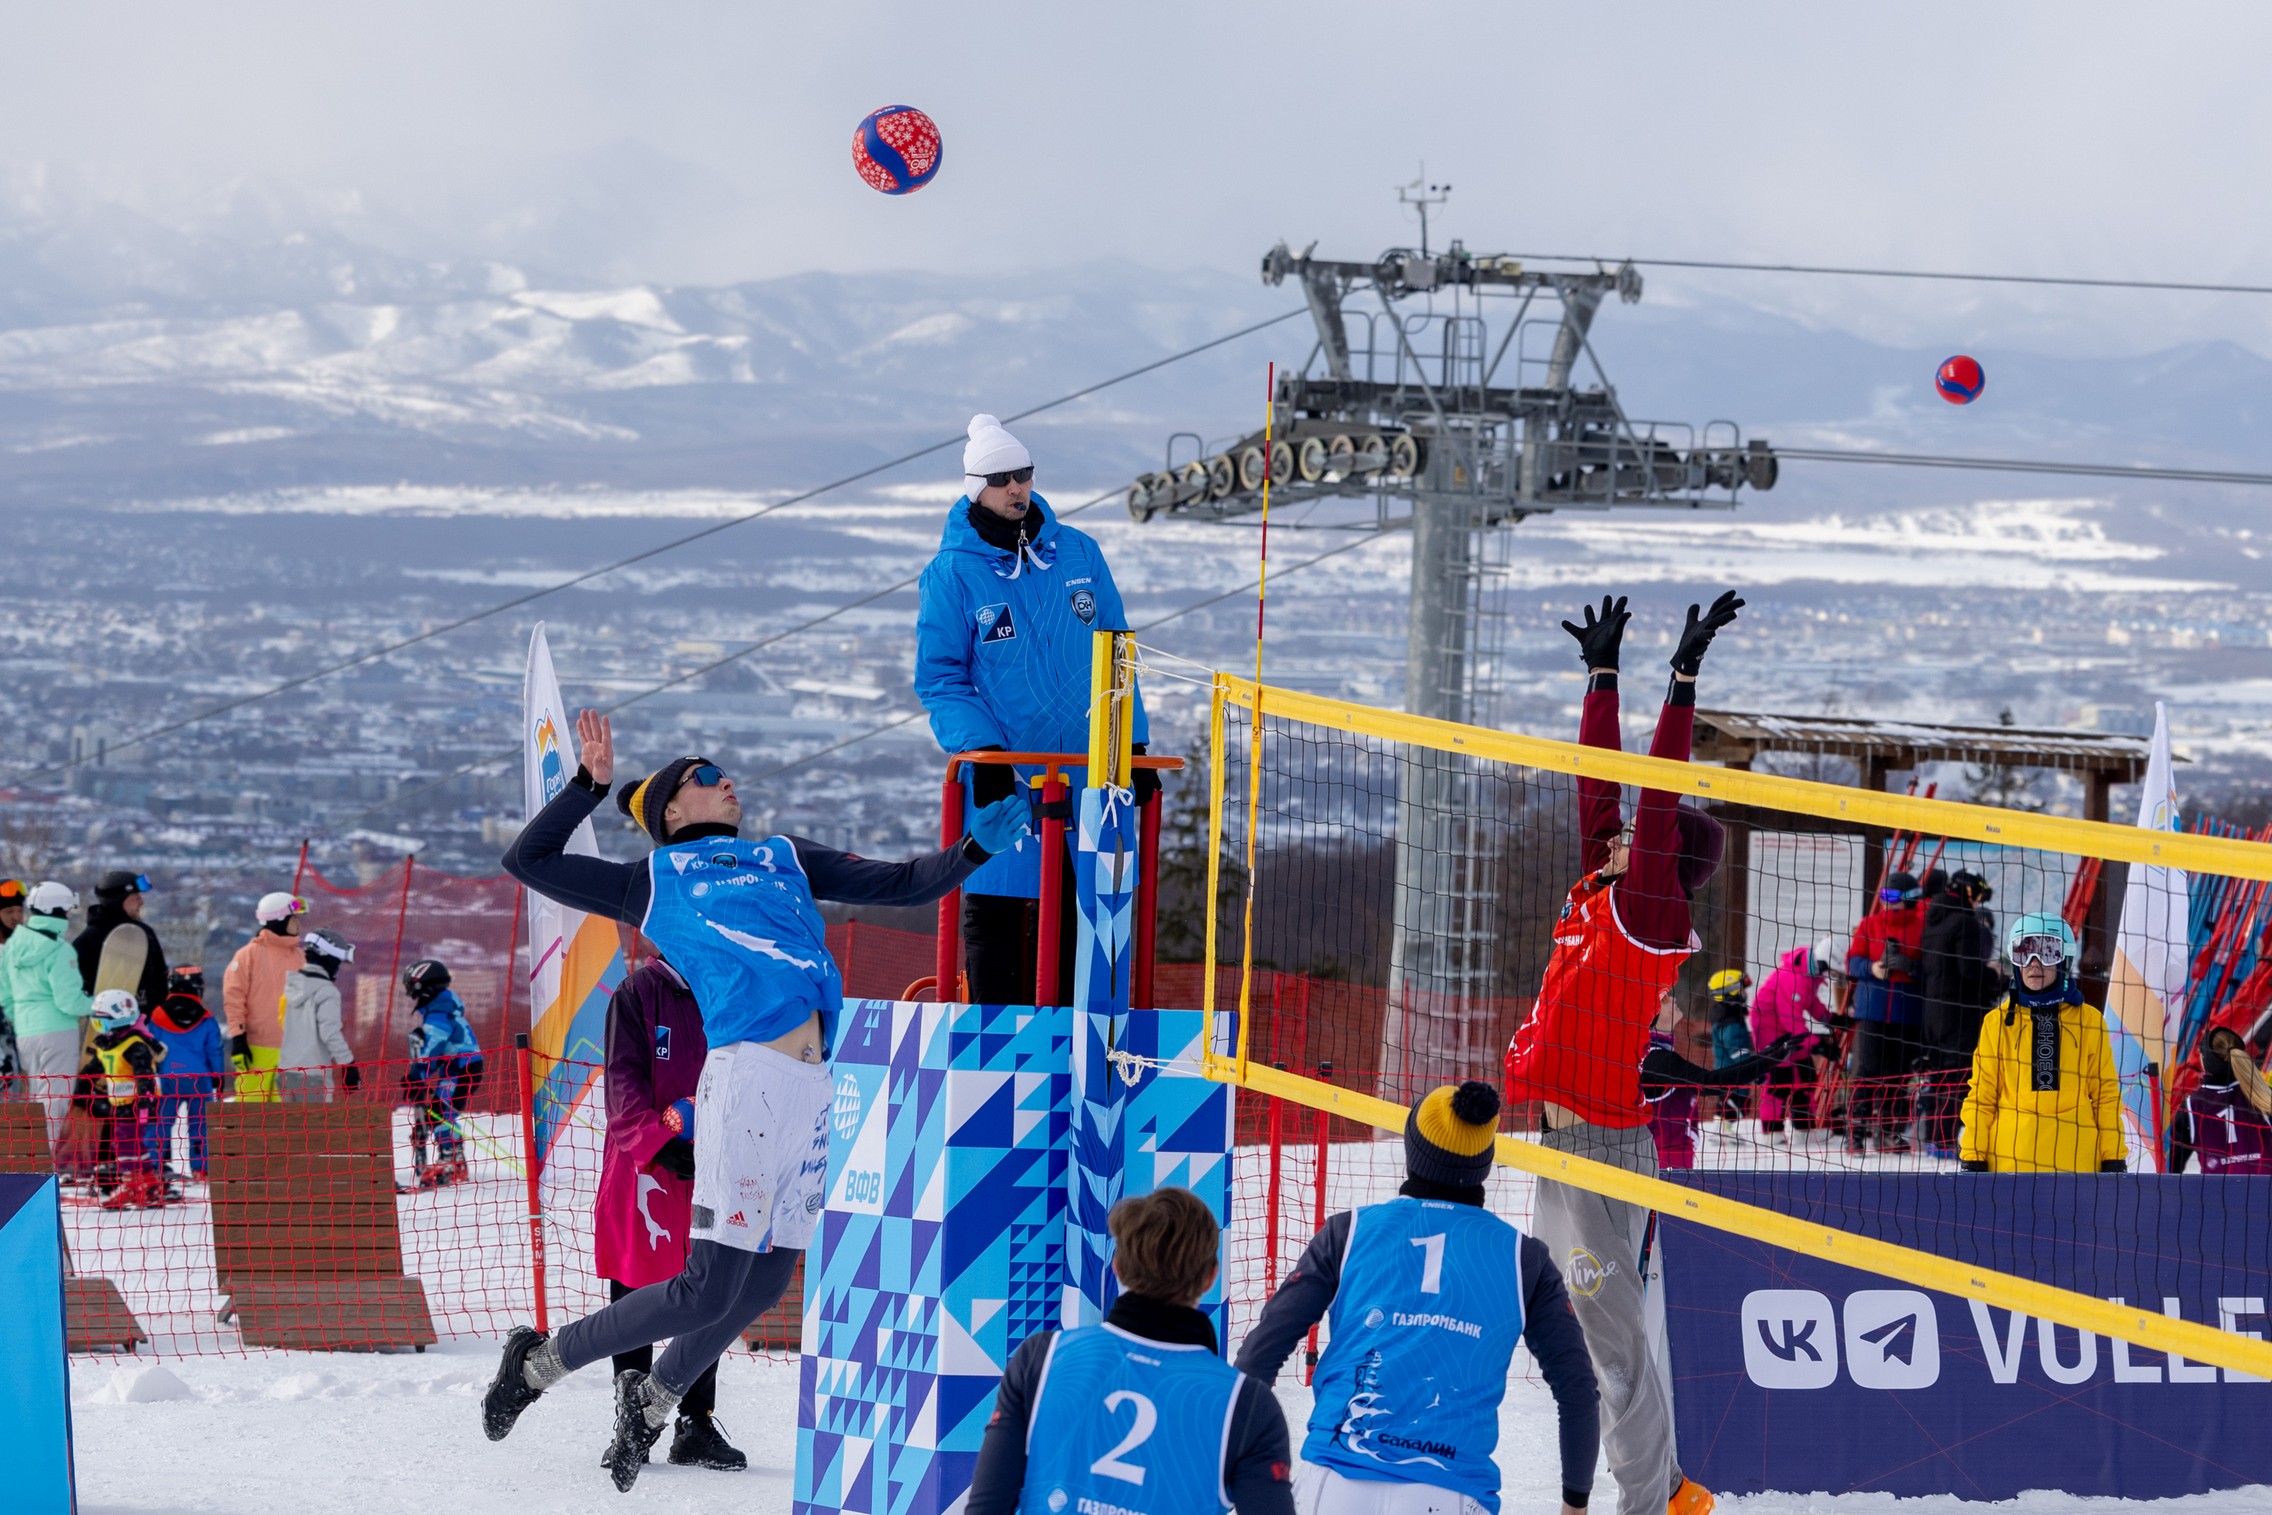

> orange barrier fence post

[
  {"left": 515, "top": 1033, "right": 549, "bottom": 1334},
  {"left": 379, "top": 854, "right": 416, "bottom": 1057}
]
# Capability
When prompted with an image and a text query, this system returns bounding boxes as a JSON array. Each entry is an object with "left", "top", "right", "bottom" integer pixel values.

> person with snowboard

[
  {"left": 1502, "top": 591, "right": 1742, "bottom": 1515},
  {"left": 486, "top": 711, "right": 1028, "bottom": 1489},
  {"left": 74, "top": 870, "right": 168, "bottom": 1012}
]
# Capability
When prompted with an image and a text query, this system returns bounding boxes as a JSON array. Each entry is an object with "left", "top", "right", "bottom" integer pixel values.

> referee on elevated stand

[
  {"left": 915, "top": 413, "right": 1156, "bottom": 1004},
  {"left": 1502, "top": 591, "right": 1742, "bottom": 1515}
]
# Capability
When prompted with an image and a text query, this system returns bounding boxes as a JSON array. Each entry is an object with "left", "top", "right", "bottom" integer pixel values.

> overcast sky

[{"left": 7, "top": 3, "right": 2272, "bottom": 354}]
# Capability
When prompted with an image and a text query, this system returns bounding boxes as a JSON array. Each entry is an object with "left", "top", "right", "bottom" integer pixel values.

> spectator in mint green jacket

[{"left": 2, "top": 883, "right": 96, "bottom": 1143}]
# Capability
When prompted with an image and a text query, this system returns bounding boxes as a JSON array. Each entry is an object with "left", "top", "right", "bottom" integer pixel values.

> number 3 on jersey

[
  {"left": 1411, "top": 1232, "right": 1446, "bottom": 1294},
  {"left": 1089, "top": 1390, "right": 1156, "bottom": 1484}
]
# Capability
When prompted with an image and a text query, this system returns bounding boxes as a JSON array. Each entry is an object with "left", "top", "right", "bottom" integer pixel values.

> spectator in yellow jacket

[{"left": 1959, "top": 912, "right": 2125, "bottom": 1174}]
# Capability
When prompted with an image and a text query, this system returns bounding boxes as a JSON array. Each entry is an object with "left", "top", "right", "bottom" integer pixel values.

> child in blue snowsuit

[
  {"left": 150, "top": 966, "right": 226, "bottom": 1178},
  {"left": 403, "top": 960, "right": 483, "bottom": 1187}
]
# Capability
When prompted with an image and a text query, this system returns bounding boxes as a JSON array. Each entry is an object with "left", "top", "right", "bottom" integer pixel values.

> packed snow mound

[{"left": 91, "top": 1363, "right": 196, "bottom": 1403}]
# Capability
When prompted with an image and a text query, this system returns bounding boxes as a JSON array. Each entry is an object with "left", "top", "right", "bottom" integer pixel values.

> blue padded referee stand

[
  {"left": 0, "top": 1175, "right": 76, "bottom": 1512},
  {"left": 795, "top": 787, "right": 1232, "bottom": 1515}
]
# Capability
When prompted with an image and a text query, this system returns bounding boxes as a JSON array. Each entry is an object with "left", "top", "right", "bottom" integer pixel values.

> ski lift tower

[{"left": 1125, "top": 220, "right": 1780, "bottom": 1080}]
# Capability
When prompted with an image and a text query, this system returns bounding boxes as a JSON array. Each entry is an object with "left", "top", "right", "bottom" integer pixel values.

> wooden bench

[
  {"left": 0, "top": 1100, "right": 151, "bottom": 1353},
  {"left": 208, "top": 1103, "right": 435, "bottom": 1350}
]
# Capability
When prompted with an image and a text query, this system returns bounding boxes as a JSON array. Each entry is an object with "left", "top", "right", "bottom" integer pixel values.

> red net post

[
  {"left": 937, "top": 768, "right": 965, "bottom": 1001},
  {"left": 1037, "top": 771, "right": 1068, "bottom": 1007},
  {"left": 1134, "top": 794, "right": 1162, "bottom": 1010},
  {"left": 379, "top": 855, "right": 415, "bottom": 1057},
  {"left": 515, "top": 1033, "right": 548, "bottom": 1334}
]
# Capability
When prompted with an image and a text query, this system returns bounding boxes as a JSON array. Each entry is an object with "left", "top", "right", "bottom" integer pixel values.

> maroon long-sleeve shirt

[{"left": 1577, "top": 673, "right": 1696, "bottom": 950}]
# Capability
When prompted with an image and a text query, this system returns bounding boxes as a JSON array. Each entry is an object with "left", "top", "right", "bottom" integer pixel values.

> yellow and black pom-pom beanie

[
  {"left": 617, "top": 755, "right": 713, "bottom": 846},
  {"left": 1405, "top": 1080, "right": 1503, "bottom": 1188}
]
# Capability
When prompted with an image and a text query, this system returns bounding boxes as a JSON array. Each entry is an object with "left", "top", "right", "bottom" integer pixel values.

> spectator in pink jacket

[
  {"left": 594, "top": 957, "right": 745, "bottom": 1472},
  {"left": 1750, "top": 941, "right": 1835, "bottom": 1139}
]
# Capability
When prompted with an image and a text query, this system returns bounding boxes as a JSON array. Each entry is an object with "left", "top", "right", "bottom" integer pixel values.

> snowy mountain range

[{"left": 5, "top": 172, "right": 2272, "bottom": 520}]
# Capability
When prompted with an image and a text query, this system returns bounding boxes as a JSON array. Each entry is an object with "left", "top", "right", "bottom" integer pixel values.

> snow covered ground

[{"left": 66, "top": 1345, "right": 2272, "bottom": 1515}]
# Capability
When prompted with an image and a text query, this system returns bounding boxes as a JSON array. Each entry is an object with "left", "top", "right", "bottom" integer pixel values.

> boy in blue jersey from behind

[
  {"left": 967, "top": 1186, "right": 1294, "bottom": 1515},
  {"left": 486, "top": 710, "right": 1030, "bottom": 1490},
  {"left": 1239, "top": 1083, "right": 1600, "bottom": 1515}
]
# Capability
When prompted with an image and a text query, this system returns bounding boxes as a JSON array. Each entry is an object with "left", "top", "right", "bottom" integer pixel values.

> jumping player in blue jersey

[
  {"left": 1239, "top": 1083, "right": 1600, "bottom": 1515},
  {"left": 966, "top": 1186, "right": 1294, "bottom": 1515},
  {"left": 485, "top": 710, "right": 1032, "bottom": 1490}
]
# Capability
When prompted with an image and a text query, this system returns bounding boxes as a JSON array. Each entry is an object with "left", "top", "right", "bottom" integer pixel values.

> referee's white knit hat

[{"left": 963, "top": 413, "right": 1031, "bottom": 491}]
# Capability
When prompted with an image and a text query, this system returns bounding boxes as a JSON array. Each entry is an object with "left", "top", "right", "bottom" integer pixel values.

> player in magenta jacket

[{"left": 592, "top": 955, "right": 744, "bottom": 1471}]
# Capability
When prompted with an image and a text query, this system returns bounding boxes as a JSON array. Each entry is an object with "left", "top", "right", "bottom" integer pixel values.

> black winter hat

[
  {"left": 95, "top": 870, "right": 149, "bottom": 900},
  {"left": 618, "top": 755, "right": 717, "bottom": 846},
  {"left": 1405, "top": 1081, "right": 1503, "bottom": 1188}
]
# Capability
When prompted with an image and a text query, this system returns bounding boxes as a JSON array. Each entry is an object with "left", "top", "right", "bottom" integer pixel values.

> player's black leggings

[
  {"left": 557, "top": 1241, "right": 797, "bottom": 1399},
  {"left": 606, "top": 1278, "right": 720, "bottom": 1417}
]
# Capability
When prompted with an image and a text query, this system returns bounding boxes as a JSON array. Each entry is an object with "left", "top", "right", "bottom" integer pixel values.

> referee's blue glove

[{"left": 967, "top": 794, "right": 1032, "bottom": 859}]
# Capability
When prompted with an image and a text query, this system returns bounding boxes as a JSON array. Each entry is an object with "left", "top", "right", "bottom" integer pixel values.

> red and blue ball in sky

[
  {"left": 852, "top": 106, "right": 942, "bottom": 195},
  {"left": 1936, "top": 354, "right": 1985, "bottom": 404}
]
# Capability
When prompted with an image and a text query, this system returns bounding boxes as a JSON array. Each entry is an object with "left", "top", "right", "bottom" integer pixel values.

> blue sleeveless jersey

[
  {"left": 639, "top": 836, "right": 844, "bottom": 1051},
  {"left": 1017, "top": 1324, "right": 1242, "bottom": 1515},
  {"left": 1304, "top": 1198, "right": 1526, "bottom": 1511}
]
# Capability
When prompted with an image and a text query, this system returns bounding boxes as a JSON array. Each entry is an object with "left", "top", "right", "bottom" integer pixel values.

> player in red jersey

[{"left": 1505, "top": 590, "right": 1740, "bottom": 1515}]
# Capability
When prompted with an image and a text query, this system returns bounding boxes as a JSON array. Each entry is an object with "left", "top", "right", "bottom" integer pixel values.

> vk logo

[
  {"left": 1845, "top": 1290, "right": 1940, "bottom": 1389},
  {"left": 1741, "top": 1289, "right": 1942, "bottom": 1390},
  {"left": 1742, "top": 1290, "right": 1838, "bottom": 1389}
]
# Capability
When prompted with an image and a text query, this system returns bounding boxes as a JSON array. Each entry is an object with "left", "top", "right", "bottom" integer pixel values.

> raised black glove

[
  {"left": 1670, "top": 590, "right": 1744, "bottom": 675},
  {"left": 340, "top": 1062, "right": 362, "bottom": 1091},
  {"left": 970, "top": 747, "right": 1017, "bottom": 806},
  {"left": 1561, "top": 595, "right": 1630, "bottom": 671},
  {"left": 1130, "top": 742, "right": 1160, "bottom": 806},
  {"left": 654, "top": 1137, "right": 696, "bottom": 1180},
  {"left": 1762, "top": 1032, "right": 1809, "bottom": 1064},
  {"left": 228, "top": 1032, "right": 252, "bottom": 1071},
  {"left": 2100, "top": 1158, "right": 2128, "bottom": 1173}
]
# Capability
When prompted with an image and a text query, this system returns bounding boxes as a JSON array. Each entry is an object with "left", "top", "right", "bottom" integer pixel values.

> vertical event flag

[
  {"left": 2104, "top": 701, "right": 2186, "bottom": 1170},
  {"left": 523, "top": 623, "right": 625, "bottom": 1160}
]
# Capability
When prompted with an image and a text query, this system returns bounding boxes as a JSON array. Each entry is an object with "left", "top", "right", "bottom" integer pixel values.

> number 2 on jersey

[
  {"left": 1411, "top": 1232, "right": 1446, "bottom": 1294},
  {"left": 1090, "top": 1390, "right": 1158, "bottom": 1485}
]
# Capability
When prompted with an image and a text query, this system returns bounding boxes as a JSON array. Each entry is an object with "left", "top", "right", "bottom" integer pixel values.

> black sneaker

[
  {"left": 482, "top": 1326, "right": 549, "bottom": 1441},
  {"left": 602, "top": 1371, "right": 670, "bottom": 1492},
  {"left": 669, "top": 1412, "right": 749, "bottom": 1471}
]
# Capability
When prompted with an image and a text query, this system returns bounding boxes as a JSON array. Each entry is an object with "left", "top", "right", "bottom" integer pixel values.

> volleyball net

[{"left": 1156, "top": 657, "right": 2272, "bottom": 1379}]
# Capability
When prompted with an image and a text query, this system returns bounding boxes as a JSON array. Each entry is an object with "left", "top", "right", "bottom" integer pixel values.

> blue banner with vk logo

[{"left": 1660, "top": 1174, "right": 2272, "bottom": 1501}]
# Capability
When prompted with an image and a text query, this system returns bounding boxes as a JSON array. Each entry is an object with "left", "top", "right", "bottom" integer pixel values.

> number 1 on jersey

[{"left": 1411, "top": 1232, "right": 1446, "bottom": 1294}]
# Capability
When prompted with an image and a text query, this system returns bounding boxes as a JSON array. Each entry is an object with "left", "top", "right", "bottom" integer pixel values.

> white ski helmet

[
  {"left": 27, "top": 881, "right": 77, "bottom": 917},
  {"left": 255, "top": 891, "right": 307, "bottom": 926},
  {"left": 1812, "top": 935, "right": 1841, "bottom": 976},
  {"left": 91, "top": 988, "right": 140, "bottom": 1030}
]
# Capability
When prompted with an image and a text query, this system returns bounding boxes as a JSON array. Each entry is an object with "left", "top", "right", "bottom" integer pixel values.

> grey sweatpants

[
  {"left": 20, "top": 1028, "right": 85, "bottom": 1146},
  {"left": 1532, "top": 1120, "right": 1681, "bottom": 1515},
  {"left": 278, "top": 1070, "right": 334, "bottom": 1103},
  {"left": 554, "top": 1239, "right": 800, "bottom": 1397}
]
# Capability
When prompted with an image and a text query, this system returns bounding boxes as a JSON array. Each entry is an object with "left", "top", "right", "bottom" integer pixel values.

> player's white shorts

[
  {"left": 688, "top": 1041, "right": 832, "bottom": 1254},
  {"left": 1294, "top": 1465, "right": 1492, "bottom": 1515}
]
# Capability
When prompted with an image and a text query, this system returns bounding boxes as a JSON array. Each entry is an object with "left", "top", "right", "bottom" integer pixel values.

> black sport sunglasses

[
  {"left": 677, "top": 764, "right": 727, "bottom": 791},
  {"left": 984, "top": 466, "right": 1035, "bottom": 488}
]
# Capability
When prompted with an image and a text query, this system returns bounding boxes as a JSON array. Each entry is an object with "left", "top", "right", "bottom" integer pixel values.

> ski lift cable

[
  {"left": 7, "top": 306, "right": 1311, "bottom": 787},
  {"left": 308, "top": 524, "right": 1381, "bottom": 836},
  {"left": 1785, "top": 448, "right": 2272, "bottom": 487},
  {"left": 1502, "top": 252, "right": 2272, "bottom": 298}
]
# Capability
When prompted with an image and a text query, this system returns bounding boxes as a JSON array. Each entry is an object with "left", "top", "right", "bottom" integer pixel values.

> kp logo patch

[
  {"left": 976, "top": 602, "right": 1017, "bottom": 643},
  {"left": 654, "top": 1024, "right": 672, "bottom": 1061},
  {"left": 1069, "top": 587, "right": 1097, "bottom": 625}
]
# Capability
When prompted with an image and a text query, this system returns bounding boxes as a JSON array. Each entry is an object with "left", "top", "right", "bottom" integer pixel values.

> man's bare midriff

[
  {"left": 1544, "top": 1101, "right": 1578, "bottom": 1130},
  {"left": 764, "top": 1011, "right": 826, "bottom": 1064}
]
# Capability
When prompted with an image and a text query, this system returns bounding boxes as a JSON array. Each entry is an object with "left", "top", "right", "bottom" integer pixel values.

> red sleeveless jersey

[{"left": 1505, "top": 870, "right": 1695, "bottom": 1128}]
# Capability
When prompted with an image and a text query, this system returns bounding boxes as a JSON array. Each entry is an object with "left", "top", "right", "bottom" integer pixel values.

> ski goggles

[
  {"left": 982, "top": 466, "right": 1035, "bottom": 488},
  {"left": 676, "top": 763, "right": 727, "bottom": 791},
  {"left": 1878, "top": 885, "right": 1921, "bottom": 904},
  {"left": 2011, "top": 934, "right": 2069, "bottom": 968},
  {"left": 125, "top": 874, "right": 151, "bottom": 894}
]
